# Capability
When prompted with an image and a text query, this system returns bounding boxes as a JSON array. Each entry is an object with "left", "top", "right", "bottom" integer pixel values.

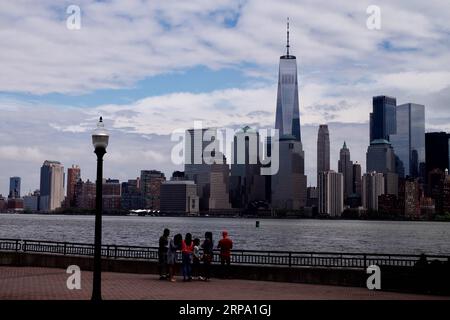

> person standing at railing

[
  {"left": 192, "top": 238, "right": 201, "bottom": 280},
  {"left": 201, "top": 231, "right": 214, "bottom": 281},
  {"left": 167, "top": 233, "right": 182, "bottom": 282},
  {"left": 181, "top": 233, "right": 194, "bottom": 282},
  {"left": 217, "top": 230, "right": 233, "bottom": 279},
  {"left": 158, "top": 228, "right": 170, "bottom": 280}
]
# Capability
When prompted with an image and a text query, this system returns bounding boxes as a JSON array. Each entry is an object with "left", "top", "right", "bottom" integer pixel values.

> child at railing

[{"left": 192, "top": 238, "right": 202, "bottom": 280}]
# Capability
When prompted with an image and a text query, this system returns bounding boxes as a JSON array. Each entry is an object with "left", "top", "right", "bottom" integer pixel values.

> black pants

[
  {"left": 203, "top": 254, "right": 212, "bottom": 279},
  {"left": 192, "top": 258, "right": 200, "bottom": 278},
  {"left": 220, "top": 256, "right": 231, "bottom": 278},
  {"left": 158, "top": 252, "right": 168, "bottom": 277}
]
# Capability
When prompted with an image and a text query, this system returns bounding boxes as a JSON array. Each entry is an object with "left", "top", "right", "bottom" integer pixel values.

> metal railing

[{"left": 1, "top": 238, "right": 449, "bottom": 269}]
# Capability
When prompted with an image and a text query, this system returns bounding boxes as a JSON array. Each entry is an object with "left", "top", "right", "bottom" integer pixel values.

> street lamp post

[{"left": 91, "top": 116, "right": 109, "bottom": 302}]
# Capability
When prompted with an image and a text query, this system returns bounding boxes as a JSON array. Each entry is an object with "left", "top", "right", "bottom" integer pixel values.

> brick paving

[{"left": 0, "top": 266, "right": 448, "bottom": 300}]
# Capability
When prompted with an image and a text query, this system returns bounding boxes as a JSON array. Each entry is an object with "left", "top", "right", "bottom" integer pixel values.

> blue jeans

[{"left": 182, "top": 253, "right": 192, "bottom": 279}]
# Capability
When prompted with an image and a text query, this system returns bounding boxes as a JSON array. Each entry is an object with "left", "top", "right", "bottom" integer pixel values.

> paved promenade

[{"left": 0, "top": 266, "right": 448, "bottom": 300}]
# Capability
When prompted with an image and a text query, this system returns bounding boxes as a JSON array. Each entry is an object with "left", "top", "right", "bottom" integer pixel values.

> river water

[{"left": 0, "top": 214, "right": 449, "bottom": 255}]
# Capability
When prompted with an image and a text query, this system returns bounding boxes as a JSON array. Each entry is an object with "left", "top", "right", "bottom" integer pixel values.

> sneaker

[
  {"left": 198, "top": 276, "right": 205, "bottom": 281},
  {"left": 170, "top": 278, "right": 176, "bottom": 282}
]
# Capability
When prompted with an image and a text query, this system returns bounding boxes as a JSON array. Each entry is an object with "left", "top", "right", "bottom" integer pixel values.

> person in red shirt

[
  {"left": 217, "top": 230, "right": 233, "bottom": 278},
  {"left": 181, "top": 233, "right": 194, "bottom": 281}
]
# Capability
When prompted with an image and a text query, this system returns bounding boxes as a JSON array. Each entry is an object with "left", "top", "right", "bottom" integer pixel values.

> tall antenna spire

[{"left": 286, "top": 17, "right": 290, "bottom": 56}]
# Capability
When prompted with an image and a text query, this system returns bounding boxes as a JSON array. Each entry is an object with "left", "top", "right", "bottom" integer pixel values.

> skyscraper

[
  {"left": 9, "top": 177, "right": 21, "bottom": 199},
  {"left": 366, "top": 140, "right": 396, "bottom": 174},
  {"left": 318, "top": 170, "right": 343, "bottom": 217},
  {"left": 103, "top": 179, "right": 121, "bottom": 212},
  {"left": 317, "top": 125, "right": 330, "bottom": 180},
  {"left": 425, "top": 132, "right": 450, "bottom": 181},
  {"left": 140, "top": 170, "right": 166, "bottom": 210},
  {"left": 185, "top": 128, "right": 231, "bottom": 211},
  {"left": 352, "top": 162, "right": 362, "bottom": 196},
  {"left": 370, "top": 95, "right": 397, "bottom": 142},
  {"left": 275, "top": 19, "right": 301, "bottom": 141},
  {"left": 121, "top": 179, "right": 143, "bottom": 210},
  {"left": 39, "top": 160, "right": 65, "bottom": 212},
  {"left": 362, "top": 172, "right": 385, "bottom": 211},
  {"left": 390, "top": 103, "right": 425, "bottom": 178},
  {"left": 230, "top": 126, "right": 266, "bottom": 209},
  {"left": 67, "top": 165, "right": 80, "bottom": 207},
  {"left": 338, "top": 142, "right": 353, "bottom": 201},
  {"left": 272, "top": 135, "right": 307, "bottom": 210}
]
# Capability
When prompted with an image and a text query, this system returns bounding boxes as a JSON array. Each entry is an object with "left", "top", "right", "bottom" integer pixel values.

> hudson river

[{"left": 1, "top": 214, "right": 449, "bottom": 254}]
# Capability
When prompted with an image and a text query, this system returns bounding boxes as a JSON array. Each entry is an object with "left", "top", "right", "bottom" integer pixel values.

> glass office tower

[
  {"left": 391, "top": 103, "right": 425, "bottom": 178},
  {"left": 370, "top": 96, "right": 397, "bottom": 142},
  {"left": 275, "top": 20, "right": 301, "bottom": 141},
  {"left": 9, "top": 177, "right": 21, "bottom": 198}
]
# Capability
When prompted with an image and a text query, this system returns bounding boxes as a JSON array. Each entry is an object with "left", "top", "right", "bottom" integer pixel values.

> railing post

[
  {"left": 23, "top": 240, "right": 27, "bottom": 253},
  {"left": 114, "top": 245, "right": 118, "bottom": 259},
  {"left": 288, "top": 252, "right": 292, "bottom": 267},
  {"left": 63, "top": 242, "right": 67, "bottom": 255},
  {"left": 363, "top": 254, "right": 367, "bottom": 269},
  {"left": 15, "top": 240, "right": 19, "bottom": 252}
]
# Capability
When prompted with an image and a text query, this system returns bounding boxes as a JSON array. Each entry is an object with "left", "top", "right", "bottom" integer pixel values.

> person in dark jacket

[
  {"left": 217, "top": 230, "right": 233, "bottom": 278},
  {"left": 201, "top": 231, "right": 214, "bottom": 281},
  {"left": 158, "top": 228, "right": 170, "bottom": 280},
  {"left": 167, "top": 233, "right": 182, "bottom": 282}
]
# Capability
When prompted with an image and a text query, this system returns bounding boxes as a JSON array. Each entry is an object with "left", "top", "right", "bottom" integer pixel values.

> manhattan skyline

[{"left": 1, "top": 1, "right": 450, "bottom": 196}]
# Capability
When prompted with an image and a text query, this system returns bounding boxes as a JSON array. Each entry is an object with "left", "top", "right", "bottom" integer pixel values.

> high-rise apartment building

[
  {"left": 66, "top": 165, "right": 80, "bottom": 207},
  {"left": 362, "top": 172, "right": 385, "bottom": 211},
  {"left": 140, "top": 170, "right": 165, "bottom": 210},
  {"left": 39, "top": 160, "right": 65, "bottom": 212},
  {"left": 74, "top": 179, "right": 96, "bottom": 210},
  {"left": 318, "top": 170, "right": 343, "bottom": 217},
  {"left": 103, "top": 179, "right": 121, "bottom": 212}
]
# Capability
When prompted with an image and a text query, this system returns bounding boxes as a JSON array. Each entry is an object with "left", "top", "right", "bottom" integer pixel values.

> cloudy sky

[{"left": 1, "top": 0, "right": 450, "bottom": 196}]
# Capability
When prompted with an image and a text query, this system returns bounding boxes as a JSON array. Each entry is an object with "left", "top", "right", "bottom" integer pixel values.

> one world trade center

[{"left": 275, "top": 18, "right": 301, "bottom": 141}]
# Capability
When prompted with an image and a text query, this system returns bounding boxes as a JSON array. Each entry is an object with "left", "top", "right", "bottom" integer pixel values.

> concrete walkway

[{"left": 0, "top": 266, "right": 447, "bottom": 300}]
